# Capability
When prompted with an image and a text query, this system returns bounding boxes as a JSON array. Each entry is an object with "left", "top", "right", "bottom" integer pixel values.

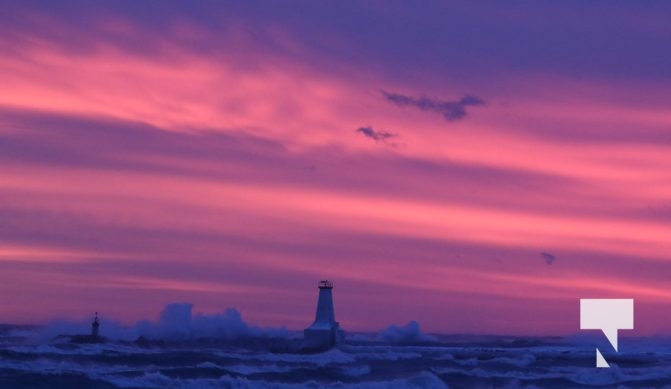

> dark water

[{"left": 0, "top": 327, "right": 670, "bottom": 388}]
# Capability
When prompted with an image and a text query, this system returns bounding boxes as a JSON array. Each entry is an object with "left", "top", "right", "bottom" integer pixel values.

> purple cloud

[
  {"left": 382, "top": 91, "right": 485, "bottom": 121},
  {"left": 356, "top": 126, "right": 397, "bottom": 143},
  {"left": 540, "top": 252, "right": 556, "bottom": 265}
]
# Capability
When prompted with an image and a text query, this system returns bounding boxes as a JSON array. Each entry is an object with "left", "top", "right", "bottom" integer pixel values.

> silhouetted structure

[
  {"left": 91, "top": 312, "right": 100, "bottom": 340},
  {"left": 303, "top": 280, "right": 344, "bottom": 349},
  {"left": 66, "top": 312, "right": 106, "bottom": 344}
]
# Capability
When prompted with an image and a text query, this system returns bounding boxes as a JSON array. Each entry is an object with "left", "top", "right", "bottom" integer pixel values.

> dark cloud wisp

[
  {"left": 382, "top": 91, "right": 485, "bottom": 121},
  {"left": 356, "top": 126, "right": 397, "bottom": 142},
  {"left": 540, "top": 252, "right": 556, "bottom": 265}
]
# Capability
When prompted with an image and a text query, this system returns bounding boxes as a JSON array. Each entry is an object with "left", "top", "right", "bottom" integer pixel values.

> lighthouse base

[{"left": 303, "top": 323, "right": 344, "bottom": 350}]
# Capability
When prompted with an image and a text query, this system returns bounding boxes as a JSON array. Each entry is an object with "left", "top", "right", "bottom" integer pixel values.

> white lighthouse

[{"left": 303, "top": 280, "right": 344, "bottom": 349}]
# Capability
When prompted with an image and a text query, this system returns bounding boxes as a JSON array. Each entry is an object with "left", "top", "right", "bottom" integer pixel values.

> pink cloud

[{"left": 0, "top": 7, "right": 669, "bottom": 336}]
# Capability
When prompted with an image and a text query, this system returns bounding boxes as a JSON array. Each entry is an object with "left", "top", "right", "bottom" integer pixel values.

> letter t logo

[{"left": 580, "top": 299, "right": 634, "bottom": 367}]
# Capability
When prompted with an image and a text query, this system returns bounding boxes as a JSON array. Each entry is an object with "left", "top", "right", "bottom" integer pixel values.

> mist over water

[
  {"left": 377, "top": 321, "right": 438, "bottom": 343},
  {"left": 1, "top": 303, "right": 671, "bottom": 388},
  {"left": 24, "top": 303, "right": 290, "bottom": 344}
]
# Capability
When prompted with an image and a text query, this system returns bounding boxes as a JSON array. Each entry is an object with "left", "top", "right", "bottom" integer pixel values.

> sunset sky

[{"left": 1, "top": 1, "right": 670, "bottom": 335}]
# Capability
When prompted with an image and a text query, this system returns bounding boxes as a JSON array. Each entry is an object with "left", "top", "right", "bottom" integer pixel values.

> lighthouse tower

[
  {"left": 91, "top": 312, "right": 100, "bottom": 340},
  {"left": 303, "top": 280, "right": 344, "bottom": 349}
]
